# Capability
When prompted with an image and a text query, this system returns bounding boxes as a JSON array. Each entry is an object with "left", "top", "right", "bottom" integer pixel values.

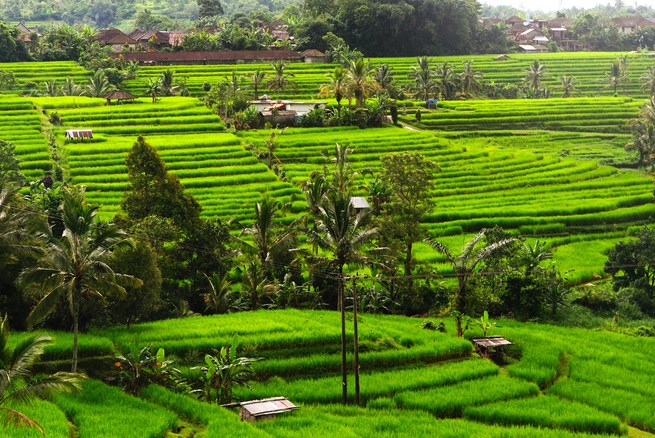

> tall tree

[
  {"left": 249, "top": 69, "right": 267, "bottom": 100},
  {"left": 380, "top": 153, "right": 438, "bottom": 279},
  {"left": 434, "top": 61, "right": 457, "bottom": 100},
  {"left": 19, "top": 190, "right": 140, "bottom": 372},
  {"left": 319, "top": 67, "right": 348, "bottom": 123},
  {"left": 266, "top": 62, "right": 296, "bottom": 95},
  {"left": 345, "top": 58, "right": 378, "bottom": 108},
  {"left": 408, "top": 56, "right": 435, "bottom": 101},
  {"left": 523, "top": 60, "right": 547, "bottom": 97},
  {"left": 426, "top": 230, "right": 515, "bottom": 337},
  {"left": 197, "top": 0, "right": 224, "bottom": 19},
  {"left": 308, "top": 190, "right": 377, "bottom": 403},
  {"left": 459, "top": 61, "right": 482, "bottom": 97},
  {"left": 121, "top": 136, "right": 201, "bottom": 230}
]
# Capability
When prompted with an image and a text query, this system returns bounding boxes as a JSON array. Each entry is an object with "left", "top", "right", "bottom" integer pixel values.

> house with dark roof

[
  {"left": 301, "top": 49, "right": 326, "bottom": 63},
  {"left": 16, "top": 22, "right": 39, "bottom": 42},
  {"left": 129, "top": 29, "right": 177, "bottom": 51},
  {"left": 611, "top": 16, "right": 655, "bottom": 34},
  {"left": 94, "top": 28, "right": 137, "bottom": 52},
  {"left": 114, "top": 50, "right": 302, "bottom": 65}
]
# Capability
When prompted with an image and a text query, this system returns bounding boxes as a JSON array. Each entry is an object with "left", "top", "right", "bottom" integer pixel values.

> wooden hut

[
  {"left": 239, "top": 397, "right": 298, "bottom": 422},
  {"left": 65, "top": 130, "right": 93, "bottom": 141},
  {"left": 105, "top": 91, "right": 137, "bottom": 105}
]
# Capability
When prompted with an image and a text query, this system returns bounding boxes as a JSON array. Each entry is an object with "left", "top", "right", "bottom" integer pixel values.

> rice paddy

[{"left": 22, "top": 309, "right": 653, "bottom": 436}]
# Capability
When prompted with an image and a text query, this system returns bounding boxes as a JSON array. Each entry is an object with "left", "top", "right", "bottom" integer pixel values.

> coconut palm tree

[
  {"left": 84, "top": 70, "right": 114, "bottom": 98},
  {"left": 266, "top": 61, "right": 296, "bottom": 95},
  {"left": 308, "top": 189, "right": 378, "bottom": 404},
  {"left": 61, "top": 78, "right": 82, "bottom": 96},
  {"left": 43, "top": 80, "right": 59, "bottom": 97},
  {"left": 374, "top": 64, "right": 394, "bottom": 93},
  {"left": 425, "top": 229, "right": 515, "bottom": 337},
  {"left": 302, "top": 172, "right": 330, "bottom": 255},
  {"left": 0, "top": 179, "right": 43, "bottom": 267},
  {"left": 459, "top": 61, "right": 482, "bottom": 97},
  {"left": 0, "top": 315, "right": 82, "bottom": 434},
  {"left": 202, "top": 272, "right": 233, "bottom": 314},
  {"left": 605, "top": 62, "right": 626, "bottom": 97},
  {"left": 523, "top": 60, "right": 547, "bottom": 97},
  {"left": 560, "top": 75, "right": 577, "bottom": 98},
  {"left": 145, "top": 78, "right": 162, "bottom": 103},
  {"left": 319, "top": 67, "right": 348, "bottom": 123},
  {"left": 19, "top": 190, "right": 140, "bottom": 373},
  {"left": 159, "top": 70, "right": 177, "bottom": 96},
  {"left": 249, "top": 69, "right": 267, "bottom": 100},
  {"left": 640, "top": 65, "right": 655, "bottom": 96},
  {"left": 408, "top": 56, "right": 435, "bottom": 101},
  {"left": 435, "top": 62, "right": 457, "bottom": 100},
  {"left": 345, "top": 58, "right": 378, "bottom": 108},
  {"left": 237, "top": 196, "right": 297, "bottom": 277}
]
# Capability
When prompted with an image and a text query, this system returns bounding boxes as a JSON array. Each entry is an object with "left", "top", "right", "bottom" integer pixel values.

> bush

[{"left": 300, "top": 107, "right": 325, "bottom": 127}]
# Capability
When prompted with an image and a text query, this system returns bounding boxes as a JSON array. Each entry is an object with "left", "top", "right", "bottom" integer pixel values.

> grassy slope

[{"left": 22, "top": 310, "right": 654, "bottom": 436}]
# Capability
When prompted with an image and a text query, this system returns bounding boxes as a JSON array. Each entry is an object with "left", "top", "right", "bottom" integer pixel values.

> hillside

[{"left": 11, "top": 310, "right": 655, "bottom": 436}]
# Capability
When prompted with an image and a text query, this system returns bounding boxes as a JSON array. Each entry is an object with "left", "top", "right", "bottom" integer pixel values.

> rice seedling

[{"left": 464, "top": 395, "right": 626, "bottom": 435}]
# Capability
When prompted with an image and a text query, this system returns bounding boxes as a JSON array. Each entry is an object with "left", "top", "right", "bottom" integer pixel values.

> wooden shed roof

[
  {"left": 240, "top": 397, "right": 298, "bottom": 417},
  {"left": 105, "top": 91, "right": 136, "bottom": 100},
  {"left": 471, "top": 336, "right": 512, "bottom": 348}
]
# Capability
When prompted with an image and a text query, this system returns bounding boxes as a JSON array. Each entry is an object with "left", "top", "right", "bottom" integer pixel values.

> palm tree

[
  {"left": 159, "top": 70, "right": 176, "bottom": 96},
  {"left": 84, "top": 70, "right": 114, "bottom": 98},
  {"left": 0, "top": 315, "right": 82, "bottom": 434},
  {"left": 249, "top": 69, "right": 267, "bottom": 100},
  {"left": 560, "top": 75, "right": 577, "bottom": 98},
  {"left": 202, "top": 272, "right": 233, "bottom": 314},
  {"left": 19, "top": 190, "right": 140, "bottom": 373},
  {"left": 145, "top": 78, "right": 162, "bottom": 103},
  {"left": 425, "top": 230, "right": 515, "bottom": 337},
  {"left": 308, "top": 190, "right": 377, "bottom": 404},
  {"left": 240, "top": 262, "right": 278, "bottom": 310},
  {"left": 523, "top": 60, "right": 547, "bottom": 97},
  {"left": 374, "top": 64, "right": 394, "bottom": 93},
  {"left": 459, "top": 61, "right": 482, "bottom": 97},
  {"left": 61, "top": 78, "right": 82, "bottom": 96},
  {"left": 266, "top": 61, "right": 296, "bottom": 95},
  {"left": 0, "top": 179, "right": 43, "bottom": 267},
  {"left": 640, "top": 65, "right": 655, "bottom": 96},
  {"left": 238, "top": 197, "right": 296, "bottom": 276},
  {"left": 408, "top": 56, "right": 435, "bottom": 101},
  {"left": 319, "top": 67, "right": 348, "bottom": 123},
  {"left": 435, "top": 62, "right": 457, "bottom": 100},
  {"left": 43, "top": 80, "right": 59, "bottom": 97},
  {"left": 605, "top": 62, "right": 626, "bottom": 97},
  {"left": 302, "top": 172, "right": 330, "bottom": 255},
  {"left": 345, "top": 58, "right": 378, "bottom": 108}
]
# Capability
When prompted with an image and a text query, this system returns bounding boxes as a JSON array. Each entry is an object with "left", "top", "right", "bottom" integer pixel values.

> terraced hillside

[
  {"left": 1, "top": 52, "right": 654, "bottom": 101},
  {"left": 13, "top": 310, "right": 655, "bottom": 436},
  {"left": 34, "top": 96, "right": 298, "bottom": 220}
]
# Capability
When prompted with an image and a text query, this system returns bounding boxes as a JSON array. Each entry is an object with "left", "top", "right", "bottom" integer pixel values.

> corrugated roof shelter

[
  {"left": 471, "top": 336, "right": 512, "bottom": 359},
  {"left": 239, "top": 397, "right": 298, "bottom": 422},
  {"left": 65, "top": 130, "right": 93, "bottom": 140},
  {"left": 350, "top": 196, "right": 371, "bottom": 211}
]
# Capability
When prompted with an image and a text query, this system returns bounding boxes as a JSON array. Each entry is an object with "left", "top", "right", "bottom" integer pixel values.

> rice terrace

[{"left": 2, "top": 26, "right": 655, "bottom": 438}]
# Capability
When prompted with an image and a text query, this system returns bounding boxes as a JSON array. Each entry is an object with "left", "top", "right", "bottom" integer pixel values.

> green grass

[
  {"left": 464, "top": 395, "right": 626, "bottom": 435},
  {"left": 53, "top": 380, "right": 178, "bottom": 438}
]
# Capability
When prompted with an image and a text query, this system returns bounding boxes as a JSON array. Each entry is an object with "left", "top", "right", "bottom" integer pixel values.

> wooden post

[{"left": 352, "top": 274, "right": 360, "bottom": 404}]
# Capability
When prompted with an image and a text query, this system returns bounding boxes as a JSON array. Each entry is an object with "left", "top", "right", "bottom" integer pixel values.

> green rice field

[{"left": 17, "top": 309, "right": 654, "bottom": 436}]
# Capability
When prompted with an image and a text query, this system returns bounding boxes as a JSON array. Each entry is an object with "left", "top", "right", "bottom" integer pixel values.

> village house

[
  {"left": 94, "top": 28, "right": 137, "bottom": 52},
  {"left": 16, "top": 22, "right": 40, "bottom": 42},
  {"left": 611, "top": 16, "right": 655, "bottom": 34},
  {"left": 129, "top": 29, "right": 176, "bottom": 51},
  {"left": 301, "top": 49, "right": 327, "bottom": 63}
]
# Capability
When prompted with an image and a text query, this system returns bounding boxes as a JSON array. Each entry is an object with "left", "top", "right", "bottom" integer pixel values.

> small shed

[
  {"left": 239, "top": 397, "right": 298, "bottom": 422},
  {"left": 301, "top": 49, "right": 327, "bottom": 63},
  {"left": 65, "top": 130, "right": 93, "bottom": 140},
  {"left": 471, "top": 336, "right": 512, "bottom": 359},
  {"left": 350, "top": 196, "right": 371, "bottom": 212},
  {"left": 105, "top": 91, "right": 137, "bottom": 105}
]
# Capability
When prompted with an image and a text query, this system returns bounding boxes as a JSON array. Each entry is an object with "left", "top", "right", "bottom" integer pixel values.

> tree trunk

[
  {"left": 72, "top": 300, "right": 79, "bottom": 373},
  {"left": 339, "top": 265, "right": 347, "bottom": 404},
  {"left": 352, "top": 275, "right": 360, "bottom": 404}
]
